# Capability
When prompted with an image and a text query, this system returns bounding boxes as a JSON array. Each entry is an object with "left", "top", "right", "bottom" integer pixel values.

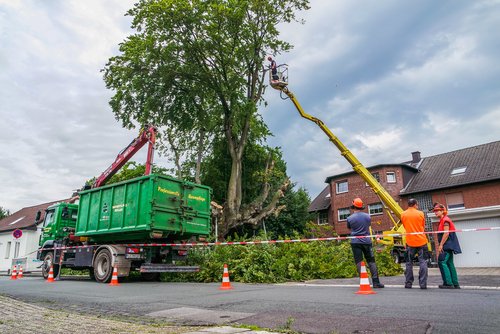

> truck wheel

[
  {"left": 93, "top": 249, "right": 113, "bottom": 283},
  {"left": 42, "top": 252, "right": 54, "bottom": 279}
]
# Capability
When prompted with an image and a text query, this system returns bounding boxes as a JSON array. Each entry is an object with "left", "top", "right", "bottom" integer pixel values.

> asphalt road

[{"left": 1, "top": 274, "right": 500, "bottom": 334}]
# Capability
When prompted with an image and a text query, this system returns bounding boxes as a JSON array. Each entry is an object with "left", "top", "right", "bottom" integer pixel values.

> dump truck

[
  {"left": 268, "top": 63, "right": 430, "bottom": 262},
  {"left": 37, "top": 126, "right": 211, "bottom": 283}
]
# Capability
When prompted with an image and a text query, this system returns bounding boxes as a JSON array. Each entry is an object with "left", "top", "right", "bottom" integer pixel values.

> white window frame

[
  {"left": 368, "top": 203, "right": 384, "bottom": 216},
  {"left": 451, "top": 166, "right": 467, "bottom": 175},
  {"left": 365, "top": 172, "right": 380, "bottom": 186},
  {"left": 386, "top": 172, "right": 396, "bottom": 183},
  {"left": 14, "top": 241, "right": 20, "bottom": 258},
  {"left": 446, "top": 192, "right": 465, "bottom": 210},
  {"left": 318, "top": 212, "right": 329, "bottom": 225},
  {"left": 336, "top": 180, "right": 348, "bottom": 194},
  {"left": 338, "top": 208, "right": 350, "bottom": 221},
  {"left": 5, "top": 241, "right": 11, "bottom": 259}
]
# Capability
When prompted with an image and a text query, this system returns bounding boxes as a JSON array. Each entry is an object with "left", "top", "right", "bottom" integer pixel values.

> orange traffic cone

[
  {"left": 10, "top": 265, "right": 17, "bottom": 280},
  {"left": 17, "top": 265, "right": 23, "bottom": 279},
  {"left": 219, "top": 264, "right": 233, "bottom": 290},
  {"left": 47, "top": 264, "right": 55, "bottom": 283},
  {"left": 355, "top": 261, "right": 376, "bottom": 295},
  {"left": 109, "top": 266, "right": 120, "bottom": 286}
]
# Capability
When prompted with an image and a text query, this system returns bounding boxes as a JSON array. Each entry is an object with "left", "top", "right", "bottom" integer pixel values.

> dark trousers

[
  {"left": 351, "top": 243, "right": 379, "bottom": 280},
  {"left": 405, "top": 245, "right": 428, "bottom": 288}
]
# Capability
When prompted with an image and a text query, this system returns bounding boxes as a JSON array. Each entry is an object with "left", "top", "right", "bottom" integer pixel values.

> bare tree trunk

[
  {"left": 166, "top": 132, "right": 183, "bottom": 179},
  {"left": 194, "top": 128, "right": 206, "bottom": 184}
]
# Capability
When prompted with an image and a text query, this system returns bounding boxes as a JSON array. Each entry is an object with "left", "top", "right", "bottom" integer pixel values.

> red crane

[{"left": 92, "top": 125, "right": 157, "bottom": 188}]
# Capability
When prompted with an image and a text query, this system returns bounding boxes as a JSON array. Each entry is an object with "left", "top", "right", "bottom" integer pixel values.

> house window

[
  {"left": 5, "top": 241, "right": 11, "bottom": 259},
  {"left": 369, "top": 203, "right": 384, "bottom": 215},
  {"left": 14, "top": 242, "right": 20, "bottom": 258},
  {"left": 318, "top": 212, "right": 329, "bottom": 225},
  {"left": 338, "top": 207, "right": 350, "bottom": 221},
  {"left": 446, "top": 192, "right": 465, "bottom": 210},
  {"left": 336, "top": 180, "right": 348, "bottom": 194},
  {"left": 451, "top": 166, "right": 467, "bottom": 175},
  {"left": 365, "top": 172, "right": 380, "bottom": 186},
  {"left": 386, "top": 172, "right": 396, "bottom": 183}
]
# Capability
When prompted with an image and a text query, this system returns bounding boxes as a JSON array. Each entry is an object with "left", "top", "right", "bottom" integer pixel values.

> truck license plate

[{"left": 125, "top": 254, "right": 142, "bottom": 259}]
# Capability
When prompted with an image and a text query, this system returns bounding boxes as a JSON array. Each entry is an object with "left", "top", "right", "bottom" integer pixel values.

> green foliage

[
  {"left": 0, "top": 206, "right": 10, "bottom": 220},
  {"left": 103, "top": 0, "right": 311, "bottom": 235},
  {"left": 60, "top": 268, "right": 89, "bottom": 276},
  {"left": 107, "top": 162, "right": 171, "bottom": 184},
  {"left": 201, "top": 139, "right": 312, "bottom": 239},
  {"left": 161, "top": 237, "right": 402, "bottom": 283},
  {"left": 302, "top": 222, "right": 337, "bottom": 238},
  {"left": 264, "top": 186, "right": 313, "bottom": 238},
  {"left": 201, "top": 138, "right": 286, "bottom": 204},
  {"left": 373, "top": 245, "right": 404, "bottom": 276}
]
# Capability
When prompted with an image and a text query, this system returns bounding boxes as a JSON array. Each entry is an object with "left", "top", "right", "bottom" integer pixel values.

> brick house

[
  {"left": 324, "top": 163, "right": 418, "bottom": 236},
  {"left": 400, "top": 140, "right": 500, "bottom": 267},
  {"left": 309, "top": 140, "right": 500, "bottom": 267}
]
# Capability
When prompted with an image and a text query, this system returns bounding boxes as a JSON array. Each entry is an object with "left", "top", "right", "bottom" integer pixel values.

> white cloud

[{"left": 354, "top": 128, "right": 404, "bottom": 151}]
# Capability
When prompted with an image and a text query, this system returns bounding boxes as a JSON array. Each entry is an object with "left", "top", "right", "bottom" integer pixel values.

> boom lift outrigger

[{"left": 268, "top": 63, "right": 413, "bottom": 261}]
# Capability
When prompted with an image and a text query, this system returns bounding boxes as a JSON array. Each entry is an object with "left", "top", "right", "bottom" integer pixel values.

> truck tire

[
  {"left": 93, "top": 249, "right": 113, "bottom": 283},
  {"left": 42, "top": 252, "right": 54, "bottom": 279}
]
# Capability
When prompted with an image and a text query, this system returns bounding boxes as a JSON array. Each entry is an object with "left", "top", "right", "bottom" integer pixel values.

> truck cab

[
  {"left": 38, "top": 203, "right": 79, "bottom": 278},
  {"left": 39, "top": 203, "right": 79, "bottom": 248}
]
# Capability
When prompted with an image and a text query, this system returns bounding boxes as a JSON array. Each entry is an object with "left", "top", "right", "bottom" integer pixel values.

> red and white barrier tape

[{"left": 43, "top": 226, "right": 500, "bottom": 250}]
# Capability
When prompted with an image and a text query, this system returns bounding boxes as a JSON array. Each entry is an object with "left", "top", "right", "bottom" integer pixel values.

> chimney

[{"left": 411, "top": 151, "right": 421, "bottom": 163}]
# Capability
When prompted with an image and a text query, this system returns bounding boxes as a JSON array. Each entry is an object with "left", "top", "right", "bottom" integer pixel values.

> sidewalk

[{"left": 0, "top": 295, "right": 278, "bottom": 334}]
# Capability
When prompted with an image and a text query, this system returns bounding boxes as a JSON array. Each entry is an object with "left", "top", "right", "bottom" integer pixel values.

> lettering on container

[
  {"left": 186, "top": 221, "right": 206, "bottom": 227},
  {"left": 112, "top": 203, "right": 128, "bottom": 212},
  {"left": 157, "top": 186, "right": 180, "bottom": 197},
  {"left": 188, "top": 194, "right": 206, "bottom": 202}
]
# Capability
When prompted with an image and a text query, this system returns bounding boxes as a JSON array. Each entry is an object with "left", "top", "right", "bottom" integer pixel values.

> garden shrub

[{"left": 161, "top": 234, "right": 402, "bottom": 283}]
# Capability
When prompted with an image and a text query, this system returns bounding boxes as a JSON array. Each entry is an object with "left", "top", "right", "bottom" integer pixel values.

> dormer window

[{"left": 451, "top": 166, "right": 467, "bottom": 175}]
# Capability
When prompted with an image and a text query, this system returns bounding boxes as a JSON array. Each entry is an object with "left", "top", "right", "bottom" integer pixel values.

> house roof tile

[
  {"left": 401, "top": 140, "right": 500, "bottom": 194},
  {"left": 308, "top": 185, "right": 331, "bottom": 212},
  {"left": 325, "top": 163, "right": 418, "bottom": 183},
  {"left": 0, "top": 200, "right": 67, "bottom": 233}
]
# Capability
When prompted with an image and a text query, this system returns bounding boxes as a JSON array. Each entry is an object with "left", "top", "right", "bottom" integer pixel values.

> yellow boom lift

[{"left": 268, "top": 63, "right": 419, "bottom": 262}]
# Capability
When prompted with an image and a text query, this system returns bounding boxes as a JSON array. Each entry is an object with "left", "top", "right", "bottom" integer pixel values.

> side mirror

[{"left": 35, "top": 210, "right": 41, "bottom": 223}]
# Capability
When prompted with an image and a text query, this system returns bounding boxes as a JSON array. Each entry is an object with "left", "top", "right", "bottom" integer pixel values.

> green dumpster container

[{"left": 75, "top": 174, "right": 211, "bottom": 242}]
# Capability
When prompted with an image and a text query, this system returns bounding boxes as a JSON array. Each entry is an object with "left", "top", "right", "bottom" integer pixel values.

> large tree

[
  {"left": 103, "top": 0, "right": 309, "bottom": 238},
  {"left": 0, "top": 206, "right": 10, "bottom": 220}
]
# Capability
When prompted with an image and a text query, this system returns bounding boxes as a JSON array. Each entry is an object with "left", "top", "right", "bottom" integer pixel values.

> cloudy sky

[{"left": 1, "top": 1, "right": 499, "bottom": 212}]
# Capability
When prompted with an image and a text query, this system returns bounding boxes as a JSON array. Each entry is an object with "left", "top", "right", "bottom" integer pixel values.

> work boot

[
  {"left": 454, "top": 285, "right": 461, "bottom": 289},
  {"left": 439, "top": 284, "right": 454, "bottom": 289},
  {"left": 372, "top": 278, "right": 385, "bottom": 288}
]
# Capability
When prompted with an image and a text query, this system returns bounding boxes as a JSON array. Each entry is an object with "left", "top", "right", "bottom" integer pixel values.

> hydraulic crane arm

[
  {"left": 92, "top": 125, "right": 157, "bottom": 188},
  {"left": 279, "top": 87, "right": 404, "bottom": 219}
]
